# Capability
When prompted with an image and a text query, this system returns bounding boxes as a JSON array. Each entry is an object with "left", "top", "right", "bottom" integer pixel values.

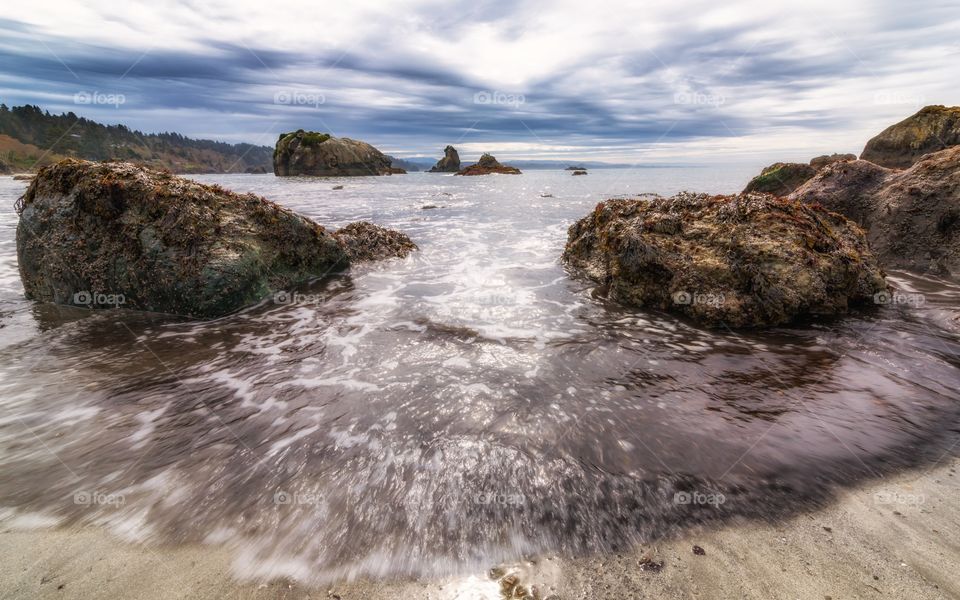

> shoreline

[{"left": 2, "top": 457, "right": 957, "bottom": 599}]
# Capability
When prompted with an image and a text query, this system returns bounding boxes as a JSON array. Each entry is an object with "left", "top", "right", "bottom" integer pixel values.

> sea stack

[
  {"left": 273, "top": 130, "right": 404, "bottom": 176},
  {"left": 456, "top": 153, "right": 522, "bottom": 176},
  {"left": 429, "top": 146, "right": 461, "bottom": 172}
]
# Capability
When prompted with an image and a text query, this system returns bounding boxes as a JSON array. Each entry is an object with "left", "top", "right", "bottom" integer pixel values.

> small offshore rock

[{"left": 456, "top": 153, "right": 521, "bottom": 176}]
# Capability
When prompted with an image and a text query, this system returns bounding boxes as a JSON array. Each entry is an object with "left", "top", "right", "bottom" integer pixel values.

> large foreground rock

[
  {"left": 16, "top": 160, "right": 416, "bottom": 318},
  {"left": 860, "top": 105, "right": 960, "bottom": 169},
  {"left": 429, "top": 146, "right": 461, "bottom": 172},
  {"left": 563, "top": 193, "right": 886, "bottom": 328},
  {"left": 744, "top": 154, "right": 856, "bottom": 195},
  {"left": 456, "top": 153, "right": 521, "bottom": 176},
  {"left": 790, "top": 146, "right": 960, "bottom": 275},
  {"left": 273, "top": 130, "right": 402, "bottom": 176}
]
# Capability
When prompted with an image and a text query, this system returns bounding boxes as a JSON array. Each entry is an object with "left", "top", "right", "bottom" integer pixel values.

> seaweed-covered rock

[
  {"left": 429, "top": 146, "right": 461, "bottom": 172},
  {"left": 562, "top": 193, "right": 886, "bottom": 328},
  {"left": 16, "top": 160, "right": 415, "bottom": 318},
  {"left": 333, "top": 221, "right": 417, "bottom": 262},
  {"left": 273, "top": 130, "right": 399, "bottom": 176},
  {"left": 456, "top": 153, "right": 521, "bottom": 176},
  {"left": 790, "top": 146, "right": 960, "bottom": 275},
  {"left": 861, "top": 105, "right": 960, "bottom": 169}
]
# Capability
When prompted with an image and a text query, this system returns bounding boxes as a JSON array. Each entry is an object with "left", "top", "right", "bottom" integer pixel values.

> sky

[{"left": 0, "top": 0, "right": 958, "bottom": 164}]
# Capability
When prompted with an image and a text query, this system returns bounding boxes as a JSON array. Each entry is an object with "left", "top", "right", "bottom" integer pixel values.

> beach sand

[{"left": 2, "top": 457, "right": 958, "bottom": 599}]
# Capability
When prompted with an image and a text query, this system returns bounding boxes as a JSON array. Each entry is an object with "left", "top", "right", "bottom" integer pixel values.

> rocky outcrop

[
  {"left": 565, "top": 166, "right": 587, "bottom": 171},
  {"left": 572, "top": 170, "right": 588, "bottom": 176},
  {"left": 16, "top": 160, "right": 416, "bottom": 318},
  {"left": 810, "top": 153, "right": 857, "bottom": 170},
  {"left": 744, "top": 154, "right": 857, "bottom": 195},
  {"left": 860, "top": 105, "right": 960, "bottom": 169},
  {"left": 456, "top": 153, "right": 521, "bottom": 176},
  {"left": 743, "top": 163, "right": 817, "bottom": 195},
  {"left": 429, "top": 146, "right": 461, "bottom": 172},
  {"left": 273, "top": 130, "right": 401, "bottom": 176},
  {"left": 790, "top": 146, "right": 960, "bottom": 275},
  {"left": 562, "top": 193, "right": 886, "bottom": 328}
]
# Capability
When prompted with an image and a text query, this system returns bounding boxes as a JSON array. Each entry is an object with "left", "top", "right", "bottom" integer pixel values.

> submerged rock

[
  {"left": 16, "top": 160, "right": 415, "bottom": 318},
  {"left": 790, "top": 146, "right": 960, "bottom": 275},
  {"left": 861, "top": 105, "right": 960, "bottom": 169},
  {"left": 273, "top": 130, "right": 400, "bottom": 176},
  {"left": 332, "top": 221, "right": 417, "bottom": 262},
  {"left": 429, "top": 145, "right": 461, "bottom": 172},
  {"left": 562, "top": 192, "right": 886, "bottom": 328},
  {"left": 456, "top": 153, "right": 521, "bottom": 176}
]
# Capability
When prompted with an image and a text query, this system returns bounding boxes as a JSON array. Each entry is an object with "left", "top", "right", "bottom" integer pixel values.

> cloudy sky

[{"left": 1, "top": 0, "right": 958, "bottom": 164}]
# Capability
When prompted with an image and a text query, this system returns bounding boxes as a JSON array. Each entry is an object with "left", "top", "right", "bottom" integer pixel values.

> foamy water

[{"left": 0, "top": 169, "right": 959, "bottom": 585}]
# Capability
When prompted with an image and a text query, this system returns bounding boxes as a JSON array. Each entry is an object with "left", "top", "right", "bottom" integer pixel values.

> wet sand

[{"left": 2, "top": 457, "right": 958, "bottom": 599}]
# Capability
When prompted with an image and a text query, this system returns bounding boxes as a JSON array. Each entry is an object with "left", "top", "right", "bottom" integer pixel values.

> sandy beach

[{"left": 2, "top": 456, "right": 957, "bottom": 600}]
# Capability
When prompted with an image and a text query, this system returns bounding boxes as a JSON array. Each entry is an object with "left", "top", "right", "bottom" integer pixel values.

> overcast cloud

[{"left": 1, "top": 0, "right": 958, "bottom": 163}]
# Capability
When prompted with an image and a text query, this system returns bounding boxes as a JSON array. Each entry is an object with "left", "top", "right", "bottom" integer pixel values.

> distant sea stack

[
  {"left": 860, "top": 105, "right": 960, "bottom": 168},
  {"left": 273, "top": 130, "right": 404, "bottom": 176},
  {"left": 429, "top": 146, "right": 461, "bottom": 172},
  {"left": 743, "top": 154, "right": 856, "bottom": 195},
  {"left": 456, "top": 153, "right": 522, "bottom": 176}
]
